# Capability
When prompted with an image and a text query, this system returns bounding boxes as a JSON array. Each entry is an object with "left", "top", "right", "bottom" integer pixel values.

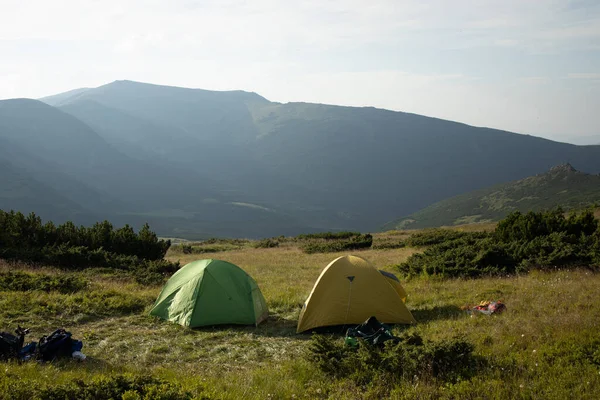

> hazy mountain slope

[
  {"left": 0, "top": 98, "right": 321, "bottom": 237},
  {"left": 41, "top": 80, "right": 600, "bottom": 234},
  {"left": 559, "top": 135, "right": 600, "bottom": 146},
  {"left": 59, "top": 99, "right": 195, "bottom": 162},
  {"left": 39, "top": 87, "right": 91, "bottom": 107},
  {"left": 55, "top": 80, "right": 267, "bottom": 144},
  {"left": 0, "top": 158, "right": 88, "bottom": 222},
  {"left": 248, "top": 102, "right": 600, "bottom": 228},
  {"left": 0, "top": 99, "right": 224, "bottom": 211},
  {"left": 384, "top": 164, "right": 600, "bottom": 230},
  {"left": 0, "top": 135, "right": 125, "bottom": 214},
  {"left": 55, "top": 81, "right": 329, "bottom": 212}
]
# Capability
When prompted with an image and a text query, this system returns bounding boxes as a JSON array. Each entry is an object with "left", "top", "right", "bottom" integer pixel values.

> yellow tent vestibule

[{"left": 297, "top": 255, "right": 415, "bottom": 333}]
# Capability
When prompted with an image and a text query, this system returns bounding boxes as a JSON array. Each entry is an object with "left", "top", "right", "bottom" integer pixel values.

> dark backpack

[
  {"left": 36, "top": 329, "right": 73, "bottom": 362},
  {"left": 345, "top": 316, "right": 399, "bottom": 347},
  {"left": 0, "top": 327, "right": 29, "bottom": 360}
]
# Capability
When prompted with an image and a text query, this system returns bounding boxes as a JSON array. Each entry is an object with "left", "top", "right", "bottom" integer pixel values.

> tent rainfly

[
  {"left": 149, "top": 259, "right": 268, "bottom": 328},
  {"left": 297, "top": 255, "right": 415, "bottom": 332}
]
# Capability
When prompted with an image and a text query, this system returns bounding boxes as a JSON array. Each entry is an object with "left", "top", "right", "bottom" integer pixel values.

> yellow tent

[
  {"left": 379, "top": 269, "right": 408, "bottom": 303},
  {"left": 297, "top": 255, "right": 416, "bottom": 333}
]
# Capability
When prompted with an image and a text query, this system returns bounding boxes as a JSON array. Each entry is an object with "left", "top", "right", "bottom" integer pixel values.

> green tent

[{"left": 149, "top": 259, "right": 269, "bottom": 327}]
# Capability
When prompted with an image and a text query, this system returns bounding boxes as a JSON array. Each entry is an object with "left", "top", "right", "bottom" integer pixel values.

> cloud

[
  {"left": 519, "top": 77, "right": 550, "bottom": 84},
  {"left": 493, "top": 39, "right": 520, "bottom": 47},
  {"left": 567, "top": 73, "right": 600, "bottom": 79},
  {"left": 0, "top": 0, "right": 598, "bottom": 137}
]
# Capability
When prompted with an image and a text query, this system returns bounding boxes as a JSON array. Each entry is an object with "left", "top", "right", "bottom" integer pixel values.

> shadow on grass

[
  {"left": 189, "top": 314, "right": 308, "bottom": 339},
  {"left": 411, "top": 305, "right": 464, "bottom": 323},
  {"left": 44, "top": 355, "right": 114, "bottom": 372}
]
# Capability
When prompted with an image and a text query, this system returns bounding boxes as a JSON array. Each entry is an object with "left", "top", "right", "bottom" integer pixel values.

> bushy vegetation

[
  {"left": 0, "top": 210, "right": 178, "bottom": 285},
  {"left": 1, "top": 373, "right": 197, "bottom": 400},
  {"left": 253, "top": 238, "right": 280, "bottom": 249},
  {"left": 398, "top": 209, "right": 600, "bottom": 278},
  {"left": 0, "top": 211, "right": 170, "bottom": 260},
  {"left": 297, "top": 231, "right": 361, "bottom": 240},
  {"left": 307, "top": 333, "right": 478, "bottom": 386},
  {"left": 405, "top": 229, "right": 489, "bottom": 247},
  {"left": 173, "top": 238, "right": 251, "bottom": 255},
  {"left": 0, "top": 271, "right": 87, "bottom": 293},
  {"left": 301, "top": 234, "right": 373, "bottom": 254}
]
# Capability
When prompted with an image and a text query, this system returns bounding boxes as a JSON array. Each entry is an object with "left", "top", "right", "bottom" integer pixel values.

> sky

[{"left": 1, "top": 0, "right": 599, "bottom": 141}]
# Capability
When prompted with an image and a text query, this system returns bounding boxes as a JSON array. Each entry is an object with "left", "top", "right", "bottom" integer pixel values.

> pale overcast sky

[{"left": 1, "top": 0, "right": 599, "bottom": 139}]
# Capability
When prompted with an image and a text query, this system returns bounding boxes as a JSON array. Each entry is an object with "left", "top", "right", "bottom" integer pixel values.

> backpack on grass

[
  {"left": 0, "top": 327, "right": 30, "bottom": 360},
  {"left": 35, "top": 329, "right": 74, "bottom": 362}
]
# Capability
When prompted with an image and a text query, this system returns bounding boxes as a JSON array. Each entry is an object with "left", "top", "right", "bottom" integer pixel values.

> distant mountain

[
  {"left": 0, "top": 158, "right": 87, "bottom": 222},
  {"left": 384, "top": 164, "right": 600, "bottom": 230},
  {"left": 40, "top": 87, "right": 90, "bottom": 107},
  {"left": 553, "top": 135, "right": 600, "bottom": 146},
  {"left": 0, "top": 97, "right": 313, "bottom": 238},
  {"left": 0, "top": 78, "right": 598, "bottom": 238}
]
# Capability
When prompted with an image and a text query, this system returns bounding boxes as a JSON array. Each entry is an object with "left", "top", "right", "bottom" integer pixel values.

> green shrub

[
  {"left": 306, "top": 333, "right": 478, "bottom": 386},
  {"left": 202, "top": 238, "right": 249, "bottom": 246},
  {"left": 11, "top": 374, "right": 195, "bottom": 400},
  {"left": 397, "top": 209, "right": 600, "bottom": 279},
  {"left": 254, "top": 238, "right": 280, "bottom": 248},
  {"left": 301, "top": 234, "right": 373, "bottom": 254},
  {"left": 0, "top": 244, "right": 179, "bottom": 285},
  {"left": 297, "top": 231, "right": 360, "bottom": 240},
  {"left": 405, "top": 229, "right": 489, "bottom": 247},
  {"left": 0, "top": 271, "right": 87, "bottom": 293},
  {"left": 181, "top": 244, "right": 193, "bottom": 254},
  {"left": 0, "top": 210, "right": 170, "bottom": 261}
]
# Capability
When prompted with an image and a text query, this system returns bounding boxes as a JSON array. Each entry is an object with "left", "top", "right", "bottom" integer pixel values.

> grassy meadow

[{"left": 1, "top": 228, "right": 599, "bottom": 399}]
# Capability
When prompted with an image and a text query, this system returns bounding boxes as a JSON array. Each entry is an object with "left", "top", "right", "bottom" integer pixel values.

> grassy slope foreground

[
  {"left": 1, "top": 233, "right": 599, "bottom": 399},
  {"left": 386, "top": 164, "right": 600, "bottom": 230}
]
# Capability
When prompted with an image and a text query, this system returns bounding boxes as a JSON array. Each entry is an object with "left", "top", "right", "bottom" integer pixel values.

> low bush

[
  {"left": 404, "top": 229, "right": 489, "bottom": 247},
  {"left": 0, "top": 245, "right": 179, "bottom": 285},
  {"left": 397, "top": 209, "right": 600, "bottom": 279},
  {"left": 306, "top": 333, "right": 478, "bottom": 386},
  {"left": 0, "top": 210, "right": 177, "bottom": 285},
  {"left": 253, "top": 238, "right": 280, "bottom": 248},
  {"left": 172, "top": 239, "right": 248, "bottom": 255},
  {"left": 201, "top": 238, "right": 249, "bottom": 246},
  {"left": 176, "top": 244, "right": 238, "bottom": 254},
  {"left": 297, "top": 231, "right": 360, "bottom": 240},
  {"left": 0, "top": 210, "right": 171, "bottom": 261},
  {"left": 0, "top": 271, "right": 87, "bottom": 293},
  {"left": 301, "top": 234, "right": 373, "bottom": 254},
  {"left": 3, "top": 374, "right": 196, "bottom": 400},
  {"left": 180, "top": 244, "right": 194, "bottom": 254}
]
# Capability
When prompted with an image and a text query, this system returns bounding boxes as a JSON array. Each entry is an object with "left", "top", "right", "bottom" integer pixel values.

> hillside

[
  {"left": 2, "top": 79, "right": 600, "bottom": 237},
  {"left": 0, "top": 98, "right": 312, "bottom": 237},
  {"left": 385, "top": 163, "right": 600, "bottom": 230}
]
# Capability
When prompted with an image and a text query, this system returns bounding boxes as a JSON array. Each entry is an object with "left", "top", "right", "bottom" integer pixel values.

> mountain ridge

[
  {"left": 384, "top": 163, "right": 600, "bottom": 230},
  {"left": 1, "top": 79, "right": 598, "bottom": 238}
]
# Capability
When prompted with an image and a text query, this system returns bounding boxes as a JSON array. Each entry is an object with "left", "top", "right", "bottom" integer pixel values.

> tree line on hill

[{"left": 0, "top": 210, "right": 178, "bottom": 284}]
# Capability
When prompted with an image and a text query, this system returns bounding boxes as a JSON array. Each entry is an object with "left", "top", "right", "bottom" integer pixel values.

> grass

[{"left": 1, "top": 238, "right": 600, "bottom": 399}]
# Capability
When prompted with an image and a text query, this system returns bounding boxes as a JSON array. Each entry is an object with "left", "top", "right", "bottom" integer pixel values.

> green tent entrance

[{"left": 149, "top": 259, "right": 269, "bottom": 327}]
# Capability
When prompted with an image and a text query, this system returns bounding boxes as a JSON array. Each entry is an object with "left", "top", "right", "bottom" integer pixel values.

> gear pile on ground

[
  {"left": 468, "top": 301, "right": 507, "bottom": 315},
  {"left": 1, "top": 327, "right": 85, "bottom": 362}
]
